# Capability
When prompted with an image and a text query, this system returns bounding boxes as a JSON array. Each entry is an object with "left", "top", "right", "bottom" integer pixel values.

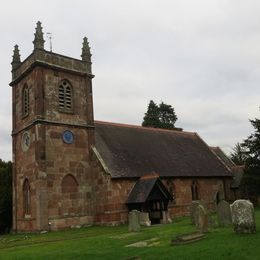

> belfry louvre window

[
  {"left": 58, "top": 80, "right": 73, "bottom": 111},
  {"left": 22, "top": 84, "right": 29, "bottom": 116}
]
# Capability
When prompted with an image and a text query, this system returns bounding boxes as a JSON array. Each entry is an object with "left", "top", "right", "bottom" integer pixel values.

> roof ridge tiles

[{"left": 94, "top": 120, "right": 196, "bottom": 136}]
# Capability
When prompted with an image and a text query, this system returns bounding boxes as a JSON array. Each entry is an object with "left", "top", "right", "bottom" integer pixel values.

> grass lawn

[{"left": 0, "top": 208, "right": 259, "bottom": 260}]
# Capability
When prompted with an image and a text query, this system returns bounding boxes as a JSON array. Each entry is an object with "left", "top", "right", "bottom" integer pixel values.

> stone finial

[
  {"left": 81, "top": 37, "right": 92, "bottom": 62},
  {"left": 33, "top": 21, "right": 45, "bottom": 50},
  {"left": 11, "top": 44, "right": 21, "bottom": 70}
]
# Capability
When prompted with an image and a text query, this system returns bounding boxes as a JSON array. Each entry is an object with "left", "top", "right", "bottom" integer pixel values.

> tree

[
  {"left": 142, "top": 100, "right": 178, "bottom": 129},
  {"left": 230, "top": 142, "right": 247, "bottom": 165},
  {"left": 242, "top": 118, "right": 260, "bottom": 167},
  {"left": 0, "top": 159, "right": 12, "bottom": 234},
  {"left": 240, "top": 118, "right": 260, "bottom": 203},
  {"left": 142, "top": 100, "right": 160, "bottom": 128}
]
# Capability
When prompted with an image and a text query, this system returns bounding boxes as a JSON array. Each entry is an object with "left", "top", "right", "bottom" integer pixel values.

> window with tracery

[
  {"left": 23, "top": 179, "right": 31, "bottom": 215},
  {"left": 58, "top": 80, "right": 73, "bottom": 112},
  {"left": 22, "top": 84, "right": 29, "bottom": 116}
]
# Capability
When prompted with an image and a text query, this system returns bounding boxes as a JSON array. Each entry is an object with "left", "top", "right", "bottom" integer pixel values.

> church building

[{"left": 11, "top": 22, "right": 233, "bottom": 232}]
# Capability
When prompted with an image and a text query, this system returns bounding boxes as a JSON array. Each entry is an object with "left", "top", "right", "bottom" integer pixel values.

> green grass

[{"left": 0, "top": 209, "right": 259, "bottom": 260}]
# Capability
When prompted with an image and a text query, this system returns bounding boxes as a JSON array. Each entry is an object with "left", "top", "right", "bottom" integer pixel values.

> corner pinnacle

[
  {"left": 11, "top": 44, "right": 21, "bottom": 70},
  {"left": 81, "top": 37, "right": 92, "bottom": 62},
  {"left": 33, "top": 21, "right": 45, "bottom": 50}
]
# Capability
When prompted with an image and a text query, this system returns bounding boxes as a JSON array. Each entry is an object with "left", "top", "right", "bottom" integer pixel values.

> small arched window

[
  {"left": 22, "top": 84, "right": 29, "bottom": 116},
  {"left": 166, "top": 180, "right": 175, "bottom": 201},
  {"left": 58, "top": 80, "right": 73, "bottom": 112},
  {"left": 61, "top": 174, "right": 78, "bottom": 193},
  {"left": 191, "top": 180, "right": 199, "bottom": 201},
  {"left": 215, "top": 191, "right": 220, "bottom": 204},
  {"left": 23, "top": 179, "right": 31, "bottom": 215}
]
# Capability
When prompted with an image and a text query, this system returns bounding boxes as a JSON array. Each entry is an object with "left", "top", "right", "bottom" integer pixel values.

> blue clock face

[{"left": 62, "top": 130, "right": 74, "bottom": 144}]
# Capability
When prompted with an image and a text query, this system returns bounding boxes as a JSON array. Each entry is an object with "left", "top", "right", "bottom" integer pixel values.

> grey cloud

[{"left": 1, "top": 0, "right": 260, "bottom": 160}]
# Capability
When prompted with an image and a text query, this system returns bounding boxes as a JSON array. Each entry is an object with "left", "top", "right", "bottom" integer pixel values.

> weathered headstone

[
  {"left": 230, "top": 200, "right": 256, "bottom": 234},
  {"left": 216, "top": 200, "right": 232, "bottom": 226},
  {"left": 139, "top": 212, "right": 151, "bottom": 226},
  {"left": 190, "top": 201, "right": 200, "bottom": 225},
  {"left": 128, "top": 210, "right": 141, "bottom": 232},
  {"left": 196, "top": 204, "right": 208, "bottom": 233},
  {"left": 190, "top": 200, "right": 206, "bottom": 225}
]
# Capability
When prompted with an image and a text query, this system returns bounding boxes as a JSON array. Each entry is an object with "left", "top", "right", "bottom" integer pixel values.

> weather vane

[{"left": 46, "top": 32, "right": 53, "bottom": 52}]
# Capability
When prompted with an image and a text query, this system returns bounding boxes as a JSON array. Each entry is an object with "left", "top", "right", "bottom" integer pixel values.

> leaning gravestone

[
  {"left": 230, "top": 200, "right": 256, "bottom": 234},
  {"left": 196, "top": 204, "right": 208, "bottom": 233},
  {"left": 128, "top": 210, "right": 141, "bottom": 232},
  {"left": 216, "top": 200, "right": 232, "bottom": 226}
]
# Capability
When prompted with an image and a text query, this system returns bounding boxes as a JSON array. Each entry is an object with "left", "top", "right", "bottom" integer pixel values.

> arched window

[
  {"left": 166, "top": 180, "right": 175, "bottom": 201},
  {"left": 23, "top": 179, "right": 30, "bottom": 215},
  {"left": 58, "top": 80, "right": 73, "bottom": 111},
  {"left": 61, "top": 174, "right": 78, "bottom": 193},
  {"left": 215, "top": 191, "right": 220, "bottom": 204},
  {"left": 22, "top": 84, "right": 29, "bottom": 116},
  {"left": 191, "top": 180, "right": 199, "bottom": 200}
]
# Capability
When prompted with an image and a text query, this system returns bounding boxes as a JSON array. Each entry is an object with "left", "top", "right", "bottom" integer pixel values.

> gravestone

[
  {"left": 196, "top": 204, "right": 208, "bottom": 233},
  {"left": 140, "top": 212, "right": 151, "bottom": 226},
  {"left": 190, "top": 201, "right": 200, "bottom": 225},
  {"left": 128, "top": 210, "right": 141, "bottom": 232},
  {"left": 230, "top": 200, "right": 256, "bottom": 234},
  {"left": 190, "top": 200, "right": 206, "bottom": 225},
  {"left": 216, "top": 200, "right": 232, "bottom": 226}
]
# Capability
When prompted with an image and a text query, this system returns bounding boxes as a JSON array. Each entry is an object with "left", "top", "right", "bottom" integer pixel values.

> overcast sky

[{"left": 1, "top": 0, "right": 260, "bottom": 161}]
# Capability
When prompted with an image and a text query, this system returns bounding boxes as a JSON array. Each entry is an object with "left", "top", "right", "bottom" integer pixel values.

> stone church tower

[{"left": 11, "top": 22, "right": 95, "bottom": 231}]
